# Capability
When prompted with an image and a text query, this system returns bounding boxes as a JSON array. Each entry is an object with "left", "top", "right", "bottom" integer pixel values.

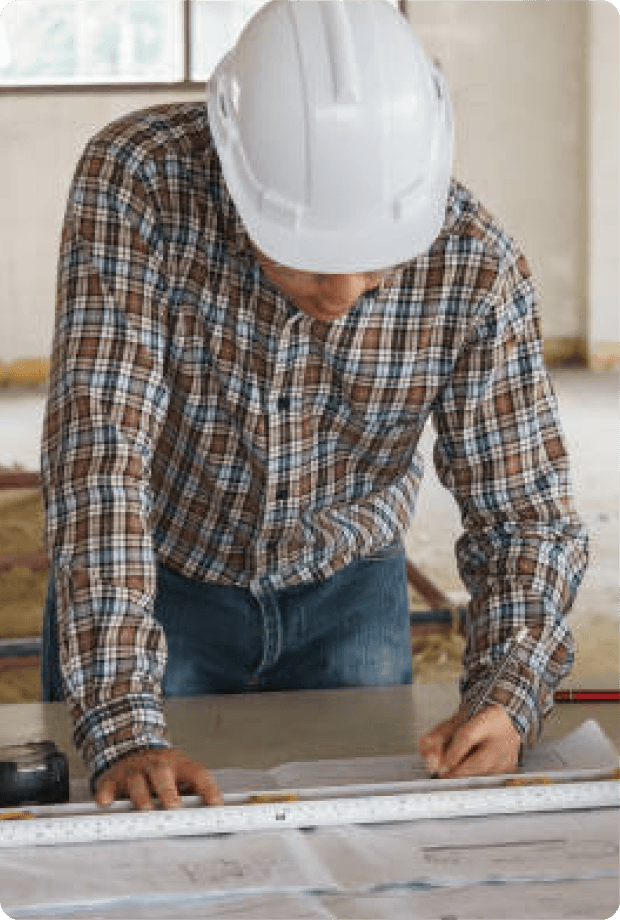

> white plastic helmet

[{"left": 207, "top": 0, "right": 453, "bottom": 273}]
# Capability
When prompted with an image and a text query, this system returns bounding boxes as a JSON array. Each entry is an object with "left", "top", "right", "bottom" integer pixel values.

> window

[
  {"left": 191, "top": 1, "right": 263, "bottom": 81},
  {"left": 0, "top": 0, "right": 183, "bottom": 84},
  {"left": 0, "top": 0, "right": 402, "bottom": 87}
]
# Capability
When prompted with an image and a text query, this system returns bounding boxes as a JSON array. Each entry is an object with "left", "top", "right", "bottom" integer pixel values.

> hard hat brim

[{"left": 232, "top": 180, "right": 451, "bottom": 274}]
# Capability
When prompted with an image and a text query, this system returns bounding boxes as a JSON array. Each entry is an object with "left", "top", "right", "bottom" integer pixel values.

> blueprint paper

[
  {"left": 301, "top": 808, "right": 619, "bottom": 889},
  {"left": 3, "top": 801, "right": 617, "bottom": 918},
  {"left": 321, "top": 876, "right": 620, "bottom": 920},
  {"left": 0, "top": 830, "right": 334, "bottom": 913},
  {"left": 2, "top": 894, "right": 334, "bottom": 920},
  {"left": 11, "top": 881, "right": 618, "bottom": 920}
]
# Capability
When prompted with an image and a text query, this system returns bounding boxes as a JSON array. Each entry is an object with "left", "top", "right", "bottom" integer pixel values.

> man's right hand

[{"left": 94, "top": 748, "right": 224, "bottom": 810}]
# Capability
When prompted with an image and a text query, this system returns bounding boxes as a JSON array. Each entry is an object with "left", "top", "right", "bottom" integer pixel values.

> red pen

[{"left": 554, "top": 689, "right": 620, "bottom": 703}]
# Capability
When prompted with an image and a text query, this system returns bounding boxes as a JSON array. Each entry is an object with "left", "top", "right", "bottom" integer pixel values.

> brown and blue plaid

[{"left": 41, "top": 103, "right": 587, "bottom": 777}]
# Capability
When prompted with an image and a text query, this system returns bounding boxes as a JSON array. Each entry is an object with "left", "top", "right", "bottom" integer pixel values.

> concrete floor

[{"left": 0, "top": 369, "right": 618, "bottom": 688}]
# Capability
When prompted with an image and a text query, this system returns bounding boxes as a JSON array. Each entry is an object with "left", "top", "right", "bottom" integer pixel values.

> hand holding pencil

[
  {"left": 418, "top": 628, "right": 527, "bottom": 778},
  {"left": 418, "top": 703, "right": 521, "bottom": 778}
]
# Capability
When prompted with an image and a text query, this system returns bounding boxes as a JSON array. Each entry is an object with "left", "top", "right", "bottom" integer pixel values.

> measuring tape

[
  {"left": 0, "top": 742, "right": 69, "bottom": 807},
  {"left": 0, "top": 779, "right": 617, "bottom": 849}
]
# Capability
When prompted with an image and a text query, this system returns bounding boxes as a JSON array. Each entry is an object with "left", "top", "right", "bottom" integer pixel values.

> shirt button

[
  {"left": 277, "top": 396, "right": 290, "bottom": 411},
  {"left": 276, "top": 489, "right": 287, "bottom": 502}
]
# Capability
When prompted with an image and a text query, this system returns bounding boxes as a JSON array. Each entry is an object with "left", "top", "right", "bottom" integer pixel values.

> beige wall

[
  {"left": 0, "top": 88, "right": 203, "bottom": 364},
  {"left": 588, "top": 0, "right": 620, "bottom": 367},
  {"left": 0, "top": 1, "right": 617, "bottom": 365},
  {"left": 403, "top": 0, "right": 591, "bottom": 359}
]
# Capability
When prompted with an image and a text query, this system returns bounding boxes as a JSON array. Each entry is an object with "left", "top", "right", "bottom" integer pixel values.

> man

[{"left": 41, "top": 0, "right": 587, "bottom": 811}]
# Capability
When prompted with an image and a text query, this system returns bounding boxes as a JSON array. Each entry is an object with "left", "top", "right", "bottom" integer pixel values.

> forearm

[
  {"left": 432, "top": 252, "right": 588, "bottom": 744},
  {"left": 42, "top": 350, "right": 170, "bottom": 777},
  {"left": 457, "top": 516, "right": 587, "bottom": 743},
  {"left": 49, "top": 528, "right": 169, "bottom": 776}
]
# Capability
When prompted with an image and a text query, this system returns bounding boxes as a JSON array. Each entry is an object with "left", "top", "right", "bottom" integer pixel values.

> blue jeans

[{"left": 41, "top": 544, "right": 412, "bottom": 701}]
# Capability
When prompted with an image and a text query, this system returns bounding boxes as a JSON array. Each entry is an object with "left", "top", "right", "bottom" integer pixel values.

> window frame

[
  {"left": 0, "top": 0, "right": 408, "bottom": 94},
  {"left": 0, "top": 0, "right": 193, "bottom": 93}
]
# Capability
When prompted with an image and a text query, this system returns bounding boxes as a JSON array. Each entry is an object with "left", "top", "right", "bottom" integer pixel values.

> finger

[
  {"left": 437, "top": 719, "right": 487, "bottom": 776},
  {"left": 418, "top": 715, "right": 462, "bottom": 774},
  {"left": 197, "top": 775, "right": 224, "bottom": 806},
  {"left": 419, "top": 731, "right": 451, "bottom": 775},
  {"left": 418, "top": 716, "right": 457, "bottom": 754},
  {"left": 178, "top": 760, "right": 224, "bottom": 806},
  {"left": 438, "top": 708, "right": 520, "bottom": 777},
  {"left": 94, "top": 775, "right": 116, "bottom": 807},
  {"left": 146, "top": 760, "right": 183, "bottom": 809},
  {"left": 441, "top": 742, "right": 502, "bottom": 779},
  {"left": 125, "top": 771, "right": 155, "bottom": 811}
]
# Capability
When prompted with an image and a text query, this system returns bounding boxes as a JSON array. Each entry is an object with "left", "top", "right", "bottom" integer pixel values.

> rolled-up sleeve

[
  {"left": 432, "top": 253, "right": 588, "bottom": 743},
  {"left": 41, "top": 139, "right": 172, "bottom": 779}
]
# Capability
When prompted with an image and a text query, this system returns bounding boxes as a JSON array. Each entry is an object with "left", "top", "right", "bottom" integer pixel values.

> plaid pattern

[{"left": 41, "top": 103, "right": 587, "bottom": 778}]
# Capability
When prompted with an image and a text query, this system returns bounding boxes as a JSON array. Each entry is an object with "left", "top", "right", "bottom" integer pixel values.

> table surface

[
  {"left": 0, "top": 682, "right": 618, "bottom": 781},
  {"left": 1, "top": 685, "right": 618, "bottom": 920}
]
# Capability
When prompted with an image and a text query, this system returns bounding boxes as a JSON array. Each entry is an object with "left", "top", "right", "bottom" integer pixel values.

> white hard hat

[{"left": 207, "top": 0, "right": 453, "bottom": 273}]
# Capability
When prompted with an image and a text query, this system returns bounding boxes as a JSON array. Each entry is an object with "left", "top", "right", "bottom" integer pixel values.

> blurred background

[{"left": 0, "top": 0, "right": 617, "bottom": 703}]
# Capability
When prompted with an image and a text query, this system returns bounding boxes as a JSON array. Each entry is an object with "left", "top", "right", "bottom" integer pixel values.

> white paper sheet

[
  {"left": 525, "top": 718, "right": 619, "bottom": 770},
  {"left": 67, "top": 719, "right": 618, "bottom": 804},
  {"left": 210, "top": 718, "right": 618, "bottom": 794}
]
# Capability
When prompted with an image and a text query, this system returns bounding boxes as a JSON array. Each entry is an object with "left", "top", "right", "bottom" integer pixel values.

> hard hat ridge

[{"left": 316, "top": 1, "right": 362, "bottom": 105}]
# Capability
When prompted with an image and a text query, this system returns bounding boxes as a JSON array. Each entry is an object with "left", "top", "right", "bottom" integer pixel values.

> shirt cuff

[
  {"left": 461, "top": 656, "right": 556, "bottom": 746},
  {"left": 72, "top": 692, "right": 171, "bottom": 784}
]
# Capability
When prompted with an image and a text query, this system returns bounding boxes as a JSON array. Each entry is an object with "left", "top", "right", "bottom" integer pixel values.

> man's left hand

[{"left": 418, "top": 703, "right": 521, "bottom": 778}]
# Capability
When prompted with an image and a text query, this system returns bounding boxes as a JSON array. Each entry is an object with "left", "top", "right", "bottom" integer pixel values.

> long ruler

[{"left": 0, "top": 779, "right": 617, "bottom": 848}]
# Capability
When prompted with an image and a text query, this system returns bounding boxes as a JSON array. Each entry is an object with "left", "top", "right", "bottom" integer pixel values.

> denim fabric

[{"left": 41, "top": 544, "right": 412, "bottom": 701}]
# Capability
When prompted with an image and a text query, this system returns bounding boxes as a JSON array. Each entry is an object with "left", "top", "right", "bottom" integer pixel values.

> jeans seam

[{"left": 251, "top": 587, "right": 282, "bottom": 681}]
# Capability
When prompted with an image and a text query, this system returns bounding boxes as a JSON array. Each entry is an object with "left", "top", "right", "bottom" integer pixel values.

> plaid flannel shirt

[{"left": 41, "top": 103, "right": 588, "bottom": 779}]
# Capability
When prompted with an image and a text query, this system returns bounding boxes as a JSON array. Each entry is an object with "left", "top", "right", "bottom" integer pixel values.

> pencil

[{"left": 467, "top": 628, "right": 529, "bottom": 720}]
